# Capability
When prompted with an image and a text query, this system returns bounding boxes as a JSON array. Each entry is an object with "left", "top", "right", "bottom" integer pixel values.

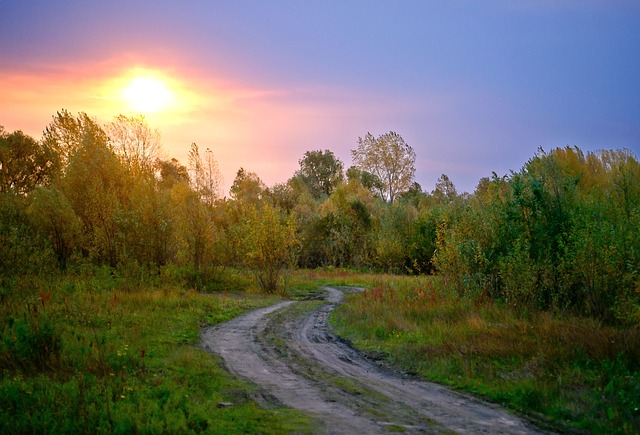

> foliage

[
  {"left": 432, "top": 174, "right": 458, "bottom": 203},
  {"left": 300, "top": 181, "right": 378, "bottom": 268},
  {"left": 27, "top": 186, "right": 82, "bottom": 268},
  {"left": 351, "top": 131, "right": 416, "bottom": 203},
  {"left": 0, "top": 193, "right": 55, "bottom": 277},
  {"left": 188, "top": 142, "right": 223, "bottom": 206},
  {"left": 42, "top": 110, "right": 109, "bottom": 171},
  {"left": 59, "top": 127, "right": 130, "bottom": 267},
  {"left": 374, "top": 201, "right": 417, "bottom": 273},
  {"left": 0, "top": 127, "right": 58, "bottom": 195},
  {"left": 156, "top": 157, "right": 189, "bottom": 190},
  {"left": 3, "top": 110, "right": 639, "bottom": 321},
  {"left": 294, "top": 149, "right": 344, "bottom": 199},
  {"left": 229, "top": 167, "right": 265, "bottom": 204},
  {"left": 433, "top": 147, "right": 640, "bottom": 322},
  {"left": 0, "top": 273, "right": 311, "bottom": 433},
  {"left": 331, "top": 276, "right": 640, "bottom": 433},
  {"left": 106, "top": 113, "right": 161, "bottom": 175},
  {"left": 240, "top": 203, "right": 299, "bottom": 292},
  {"left": 170, "top": 181, "right": 217, "bottom": 272}
]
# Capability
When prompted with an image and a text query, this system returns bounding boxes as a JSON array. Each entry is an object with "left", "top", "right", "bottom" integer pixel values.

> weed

[
  {"left": 0, "top": 272, "right": 311, "bottom": 433},
  {"left": 331, "top": 275, "right": 640, "bottom": 433}
]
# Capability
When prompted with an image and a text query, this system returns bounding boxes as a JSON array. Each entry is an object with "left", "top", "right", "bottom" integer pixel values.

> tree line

[{"left": 1, "top": 110, "right": 638, "bottom": 323}]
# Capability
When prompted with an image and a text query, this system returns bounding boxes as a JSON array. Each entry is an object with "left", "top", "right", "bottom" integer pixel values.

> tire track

[{"left": 201, "top": 287, "right": 547, "bottom": 434}]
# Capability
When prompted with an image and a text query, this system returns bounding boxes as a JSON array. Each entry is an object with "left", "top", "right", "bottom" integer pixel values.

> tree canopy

[
  {"left": 2, "top": 111, "right": 639, "bottom": 321},
  {"left": 294, "top": 149, "right": 344, "bottom": 199},
  {"left": 351, "top": 131, "right": 416, "bottom": 203},
  {"left": 0, "top": 127, "right": 58, "bottom": 195}
]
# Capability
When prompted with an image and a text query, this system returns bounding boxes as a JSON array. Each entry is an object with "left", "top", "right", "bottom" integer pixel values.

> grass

[
  {"left": 3, "top": 267, "right": 638, "bottom": 433},
  {"left": 285, "top": 267, "right": 379, "bottom": 294},
  {"left": 0, "top": 272, "right": 312, "bottom": 434},
  {"left": 329, "top": 275, "right": 640, "bottom": 434}
]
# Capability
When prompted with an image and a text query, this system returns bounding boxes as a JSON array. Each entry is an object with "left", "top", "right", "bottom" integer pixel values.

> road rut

[{"left": 201, "top": 287, "right": 546, "bottom": 434}]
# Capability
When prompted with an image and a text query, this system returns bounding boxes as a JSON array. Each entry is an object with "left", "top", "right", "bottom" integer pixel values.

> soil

[{"left": 201, "top": 287, "right": 547, "bottom": 434}]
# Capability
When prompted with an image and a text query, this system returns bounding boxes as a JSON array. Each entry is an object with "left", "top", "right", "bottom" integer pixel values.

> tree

[
  {"left": 229, "top": 167, "right": 265, "bottom": 204},
  {"left": 351, "top": 131, "right": 416, "bottom": 203},
  {"left": 188, "top": 143, "right": 223, "bottom": 205},
  {"left": 294, "top": 149, "right": 344, "bottom": 198},
  {"left": 170, "top": 181, "right": 215, "bottom": 271},
  {"left": 433, "top": 174, "right": 458, "bottom": 203},
  {"left": 156, "top": 158, "right": 190, "bottom": 191},
  {"left": 105, "top": 114, "right": 161, "bottom": 175},
  {"left": 346, "top": 166, "right": 384, "bottom": 195},
  {"left": 27, "top": 186, "right": 81, "bottom": 268},
  {"left": 375, "top": 201, "right": 417, "bottom": 273},
  {"left": 241, "top": 203, "right": 299, "bottom": 292},
  {"left": 59, "top": 123, "right": 129, "bottom": 267},
  {"left": 0, "top": 127, "right": 58, "bottom": 195},
  {"left": 42, "top": 110, "right": 108, "bottom": 171},
  {"left": 312, "top": 182, "right": 377, "bottom": 267}
]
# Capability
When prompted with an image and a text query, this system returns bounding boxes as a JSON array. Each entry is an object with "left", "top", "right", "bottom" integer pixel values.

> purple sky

[{"left": 1, "top": 0, "right": 639, "bottom": 194}]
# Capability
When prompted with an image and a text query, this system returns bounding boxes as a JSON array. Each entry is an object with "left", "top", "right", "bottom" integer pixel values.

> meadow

[
  {"left": 2, "top": 268, "right": 639, "bottom": 433},
  {"left": 329, "top": 274, "right": 640, "bottom": 434},
  {"left": 0, "top": 269, "right": 311, "bottom": 434}
]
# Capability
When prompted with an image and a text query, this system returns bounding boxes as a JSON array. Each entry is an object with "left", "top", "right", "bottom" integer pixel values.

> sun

[{"left": 123, "top": 76, "right": 173, "bottom": 113}]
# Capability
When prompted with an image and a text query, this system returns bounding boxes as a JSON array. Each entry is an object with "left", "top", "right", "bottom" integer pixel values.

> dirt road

[{"left": 201, "top": 287, "right": 545, "bottom": 434}]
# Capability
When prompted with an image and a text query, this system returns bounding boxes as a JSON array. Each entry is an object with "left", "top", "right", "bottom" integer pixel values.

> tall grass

[
  {"left": 330, "top": 276, "right": 640, "bottom": 434},
  {"left": 0, "top": 272, "right": 311, "bottom": 433}
]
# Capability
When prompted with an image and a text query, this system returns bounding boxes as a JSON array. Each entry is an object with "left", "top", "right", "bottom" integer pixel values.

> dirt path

[{"left": 201, "top": 287, "right": 546, "bottom": 434}]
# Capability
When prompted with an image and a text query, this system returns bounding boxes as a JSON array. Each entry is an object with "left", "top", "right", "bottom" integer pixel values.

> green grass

[
  {"left": 329, "top": 275, "right": 640, "bottom": 434},
  {"left": 4, "top": 268, "right": 639, "bottom": 433},
  {"left": 0, "top": 272, "right": 312, "bottom": 434},
  {"left": 286, "top": 267, "right": 381, "bottom": 293}
]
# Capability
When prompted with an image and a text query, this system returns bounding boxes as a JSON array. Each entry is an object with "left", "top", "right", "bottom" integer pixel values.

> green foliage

[
  {"left": 434, "top": 147, "right": 640, "bottom": 322},
  {"left": 60, "top": 130, "right": 129, "bottom": 266},
  {"left": 0, "top": 127, "right": 58, "bottom": 195},
  {"left": 240, "top": 203, "right": 299, "bottom": 292},
  {"left": 0, "top": 193, "right": 56, "bottom": 276},
  {"left": 310, "top": 182, "right": 378, "bottom": 268},
  {"left": 1, "top": 315, "right": 62, "bottom": 373},
  {"left": 42, "top": 110, "right": 109, "bottom": 171},
  {"left": 27, "top": 186, "right": 82, "bottom": 268},
  {"left": 4, "top": 110, "right": 639, "bottom": 325},
  {"left": 374, "top": 202, "right": 417, "bottom": 273},
  {"left": 331, "top": 276, "right": 640, "bottom": 433},
  {"left": 346, "top": 166, "right": 384, "bottom": 195},
  {"left": 404, "top": 208, "right": 439, "bottom": 274},
  {"left": 0, "top": 274, "right": 311, "bottom": 433},
  {"left": 229, "top": 167, "right": 265, "bottom": 204},
  {"left": 156, "top": 157, "right": 189, "bottom": 190},
  {"left": 294, "top": 149, "right": 344, "bottom": 199}
]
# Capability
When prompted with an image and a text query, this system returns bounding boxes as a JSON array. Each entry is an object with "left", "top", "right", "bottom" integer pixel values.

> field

[
  {"left": 1, "top": 268, "right": 639, "bottom": 433},
  {"left": 0, "top": 270, "right": 311, "bottom": 433},
  {"left": 329, "top": 274, "right": 640, "bottom": 434}
]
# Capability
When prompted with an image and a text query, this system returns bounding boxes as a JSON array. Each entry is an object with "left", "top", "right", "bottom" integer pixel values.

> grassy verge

[
  {"left": 0, "top": 272, "right": 311, "bottom": 433},
  {"left": 329, "top": 275, "right": 640, "bottom": 434},
  {"left": 285, "top": 268, "right": 380, "bottom": 297}
]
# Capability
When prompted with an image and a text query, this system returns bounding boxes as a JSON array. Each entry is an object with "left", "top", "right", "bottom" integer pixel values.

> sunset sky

[{"left": 1, "top": 1, "right": 639, "bottom": 194}]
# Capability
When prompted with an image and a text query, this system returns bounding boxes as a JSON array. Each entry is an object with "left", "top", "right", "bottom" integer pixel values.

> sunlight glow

[{"left": 123, "top": 75, "right": 173, "bottom": 113}]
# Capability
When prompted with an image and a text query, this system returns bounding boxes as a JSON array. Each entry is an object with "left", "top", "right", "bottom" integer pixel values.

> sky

[{"left": 1, "top": 0, "right": 639, "bottom": 194}]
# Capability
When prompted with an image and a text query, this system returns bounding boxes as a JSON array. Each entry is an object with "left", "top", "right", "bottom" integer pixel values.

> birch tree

[{"left": 351, "top": 131, "right": 416, "bottom": 203}]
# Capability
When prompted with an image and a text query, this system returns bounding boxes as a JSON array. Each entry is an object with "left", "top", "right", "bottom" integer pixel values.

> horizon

[{"left": 2, "top": 1, "right": 639, "bottom": 194}]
